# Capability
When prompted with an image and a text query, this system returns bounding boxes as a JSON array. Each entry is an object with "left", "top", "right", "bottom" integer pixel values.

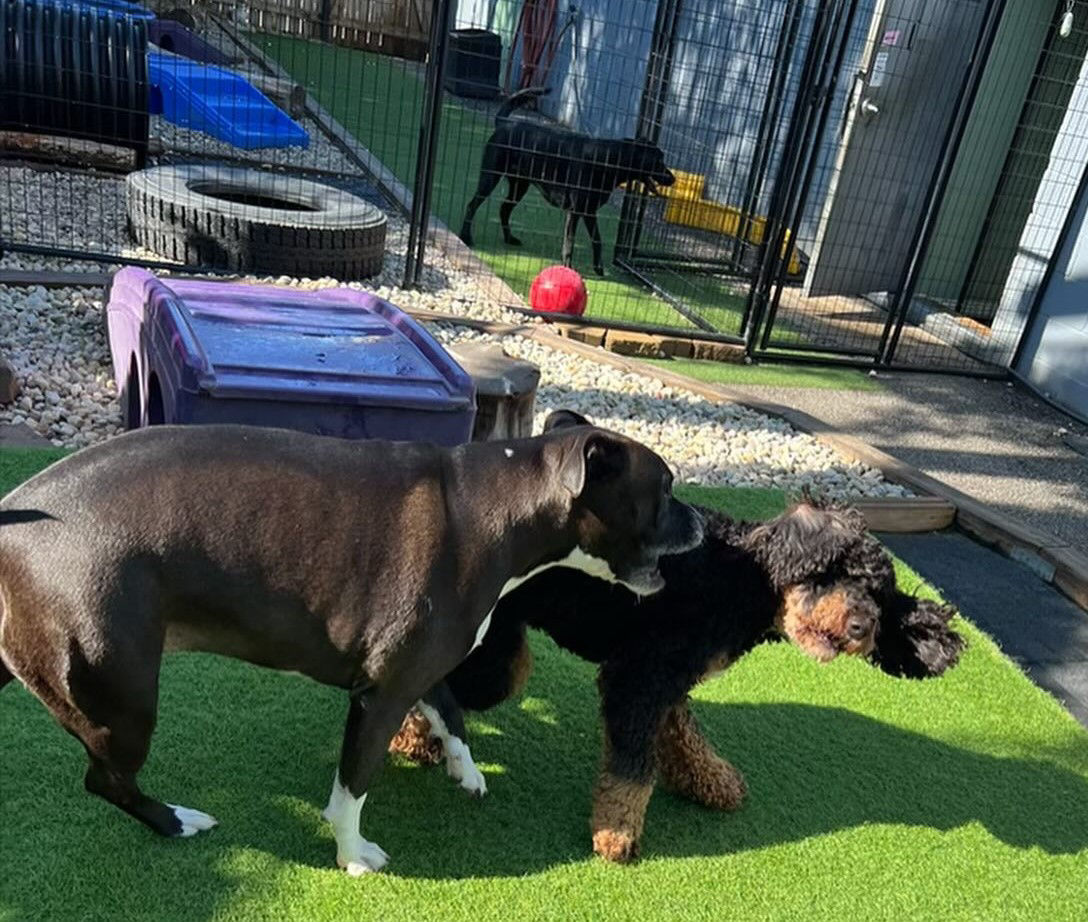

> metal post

[
  {"left": 877, "top": 0, "right": 1009, "bottom": 365},
  {"left": 403, "top": 0, "right": 455, "bottom": 288},
  {"left": 615, "top": 0, "right": 683, "bottom": 261},
  {"left": 318, "top": 0, "right": 334, "bottom": 44},
  {"left": 741, "top": 0, "right": 840, "bottom": 350},
  {"left": 759, "top": 0, "right": 862, "bottom": 351},
  {"left": 733, "top": 0, "right": 805, "bottom": 268}
]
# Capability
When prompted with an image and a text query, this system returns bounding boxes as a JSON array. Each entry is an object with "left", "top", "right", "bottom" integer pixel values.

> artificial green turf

[
  {"left": 643, "top": 357, "right": 884, "bottom": 391},
  {"left": 0, "top": 445, "right": 70, "bottom": 488},
  {"left": 2, "top": 454, "right": 1086, "bottom": 921},
  {"left": 254, "top": 34, "right": 750, "bottom": 335}
]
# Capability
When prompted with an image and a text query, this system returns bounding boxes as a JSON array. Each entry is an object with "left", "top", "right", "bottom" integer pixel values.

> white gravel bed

[
  {"left": 0, "top": 285, "right": 121, "bottom": 448},
  {"left": 0, "top": 277, "right": 907, "bottom": 498},
  {"left": 431, "top": 325, "right": 910, "bottom": 499}
]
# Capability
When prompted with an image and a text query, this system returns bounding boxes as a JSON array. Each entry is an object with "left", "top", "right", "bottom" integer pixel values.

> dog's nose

[{"left": 847, "top": 617, "right": 872, "bottom": 640}]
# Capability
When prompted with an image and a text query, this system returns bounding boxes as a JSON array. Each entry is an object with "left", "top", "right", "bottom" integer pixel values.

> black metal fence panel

[{"left": 2, "top": 0, "right": 1087, "bottom": 378}]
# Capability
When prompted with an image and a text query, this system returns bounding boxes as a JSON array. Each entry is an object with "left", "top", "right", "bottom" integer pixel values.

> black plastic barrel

[
  {"left": 444, "top": 28, "right": 502, "bottom": 99},
  {"left": 0, "top": 0, "right": 150, "bottom": 161}
]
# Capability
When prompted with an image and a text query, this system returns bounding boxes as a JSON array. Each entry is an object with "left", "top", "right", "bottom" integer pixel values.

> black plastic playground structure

[{"left": 0, "top": 0, "right": 150, "bottom": 163}]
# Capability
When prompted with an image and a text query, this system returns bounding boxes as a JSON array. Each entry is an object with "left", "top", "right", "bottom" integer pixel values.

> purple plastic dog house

[{"left": 105, "top": 268, "right": 476, "bottom": 445}]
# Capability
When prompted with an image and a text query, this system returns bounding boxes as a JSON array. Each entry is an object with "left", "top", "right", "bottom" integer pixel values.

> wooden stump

[{"left": 447, "top": 343, "right": 541, "bottom": 442}]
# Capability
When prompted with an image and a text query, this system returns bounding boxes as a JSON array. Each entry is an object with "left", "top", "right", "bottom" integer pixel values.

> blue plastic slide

[{"left": 148, "top": 52, "right": 308, "bottom": 150}]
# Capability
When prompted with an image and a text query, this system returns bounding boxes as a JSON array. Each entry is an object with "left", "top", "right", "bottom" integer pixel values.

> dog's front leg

[
  {"left": 323, "top": 687, "right": 412, "bottom": 875},
  {"left": 590, "top": 666, "right": 668, "bottom": 863},
  {"left": 655, "top": 701, "right": 746, "bottom": 810},
  {"left": 562, "top": 211, "right": 580, "bottom": 267},
  {"left": 417, "top": 682, "right": 487, "bottom": 797}
]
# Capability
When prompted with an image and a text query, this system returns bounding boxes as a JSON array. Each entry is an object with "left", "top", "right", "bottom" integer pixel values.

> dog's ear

[
  {"left": 871, "top": 594, "right": 965, "bottom": 679},
  {"left": 744, "top": 501, "right": 867, "bottom": 589},
  {"left": 550, "top": 429, "right": 625, "bottom": 496},
  {"left": 543, "top": 409, "right": 592, "bottom": 432}
]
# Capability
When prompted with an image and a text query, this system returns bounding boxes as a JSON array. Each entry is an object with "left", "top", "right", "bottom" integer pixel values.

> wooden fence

[{"left": 211, "top": 0, "right": 433, "bottom": 60}]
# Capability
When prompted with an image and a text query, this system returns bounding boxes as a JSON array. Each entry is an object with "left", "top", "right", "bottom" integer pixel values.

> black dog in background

[
  {"left": 459, "top": 88, "right": 675, "bottom": 275},
  {"left": 392, "top": 412, "right": 965, "bottom": 863}
]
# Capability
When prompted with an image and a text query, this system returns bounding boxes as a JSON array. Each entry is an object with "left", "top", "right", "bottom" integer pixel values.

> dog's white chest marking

[
  {"left": 465, "top": 550, "right": 619, "bottom": 658},
  {"left": 499, "top": 548, "right": 620, "bottom": 600},
  {"left": 471, "top": 611, "right": 493, "bottom": 652},
  {"left": 503, "top": 448, "right": 514, "bottom": 458},
  {"left": 416, "top": 701, "right": 487, "bottom": 797},
  {"left": 322, "top": 772, "right": 389, "bottom": 875}
]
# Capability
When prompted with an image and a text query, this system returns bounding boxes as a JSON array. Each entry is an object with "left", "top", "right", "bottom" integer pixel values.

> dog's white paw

[
  {"left": 337, "top": 839, "right": 390, "bottom": 876},
  {"left": 445, "top": 739, "right": 487, "bottom": 797},
  {"left": 455, "top": 760, "right": 488, "bottom": 798},
  {"left": 168, "top": 804, "right": 218, "bottom": 837}
]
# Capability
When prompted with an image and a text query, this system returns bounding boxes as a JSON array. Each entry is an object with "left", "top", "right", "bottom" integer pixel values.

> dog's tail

[{"left": 495, "top": 87, "right": 550, "bottom": 124}]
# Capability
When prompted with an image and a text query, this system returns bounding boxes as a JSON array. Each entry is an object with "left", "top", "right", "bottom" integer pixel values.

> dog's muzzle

[
  {"left": 665, "top": 501, "right": 704, "bottom": 555},
  {"left": 617, "top": 504, "right": 704, "bottom": 597}
]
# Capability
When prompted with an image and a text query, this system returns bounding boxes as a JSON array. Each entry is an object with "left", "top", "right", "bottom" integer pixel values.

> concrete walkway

[
  {"left": 722, "top": 370, "right": 1087, "bottom": 726},
  {"left": 725, "top": 373, "right": 1088, "bottom": 549},
  {"left": 881, "top": 531, "right": 1088, "bottom": 729}
]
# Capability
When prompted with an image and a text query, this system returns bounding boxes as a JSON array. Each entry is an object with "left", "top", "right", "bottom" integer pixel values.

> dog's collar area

[{"left": 501, "top": 547, "right": 622, "bottom": 600}]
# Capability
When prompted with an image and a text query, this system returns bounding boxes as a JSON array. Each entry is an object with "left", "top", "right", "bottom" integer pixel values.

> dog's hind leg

[
  {"left": 582, "top": 213, "right": 605, "bottom": 276},
  {"left": 562, "top": 211, "right": 580, "bottom": 267},
  {"left": 416, "top": 682, "right": 487, "bottom": 797},
  {"left": 460, "top": 167, "right": 503, "bottom": 247},
  {"left": 499, "top": 178, "right": 530, "bottom": 246},
  {"left": 655, "top": 701, "right": 746, "bottom": 810},
  {"left": 13, "top": 627, "right": 216, "bottom": 837}
]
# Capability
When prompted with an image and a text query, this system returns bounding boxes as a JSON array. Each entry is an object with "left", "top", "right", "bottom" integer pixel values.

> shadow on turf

[
  {"left": 2, "top": 645, "right": 1087, "bottom": 921},
  {"left": 387, "top": 704, "right": 1088, "bottom": 881}
]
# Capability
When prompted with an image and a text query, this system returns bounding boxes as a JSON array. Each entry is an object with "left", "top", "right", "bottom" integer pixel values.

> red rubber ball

[{"left": 529, "top": 266, "right": 588, "bottom": 316}]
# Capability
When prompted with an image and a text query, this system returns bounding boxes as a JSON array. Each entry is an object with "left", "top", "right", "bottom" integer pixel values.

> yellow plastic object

[
  {"left": 669, "top": 169, "right": 705, "bottom": 201},
  {"left": 660, "top": 171, "right": 801, "bottom": 275}
]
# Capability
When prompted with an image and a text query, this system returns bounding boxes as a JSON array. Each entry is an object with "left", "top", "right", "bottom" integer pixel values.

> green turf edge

[
  {"left": 0, "top": 446, "right": 70, "bottom": 492},
  {"left": 2, "top": 455, "right": 1086, "bottom": 922},
  {"left": 643, "top": 357, "right": 884, "bottom": 391}
]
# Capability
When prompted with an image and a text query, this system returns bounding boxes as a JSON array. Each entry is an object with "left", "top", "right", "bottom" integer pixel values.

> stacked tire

[{"left": 126, "top": 165, "right": 388, "bottom": 280}]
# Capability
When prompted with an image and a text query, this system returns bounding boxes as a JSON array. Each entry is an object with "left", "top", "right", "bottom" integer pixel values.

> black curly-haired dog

[{"left": 390, "top": 410, "right": 965, "bottom": 862}]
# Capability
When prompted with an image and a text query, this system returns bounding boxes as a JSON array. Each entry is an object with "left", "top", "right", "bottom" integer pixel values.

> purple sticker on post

[{"left": 882, "top": 29, "right": 901, "bottom": 46}]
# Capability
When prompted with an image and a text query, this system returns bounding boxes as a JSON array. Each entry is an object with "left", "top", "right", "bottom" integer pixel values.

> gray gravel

[
  {"left": 0, "top": 275, "right": 908, "bottom": 498},
  {"left": 723, "top": 373, "right": 1088, "bottom": 547},
  {"left": 430, "top": 325, "right": 910, "bottom": 498}
]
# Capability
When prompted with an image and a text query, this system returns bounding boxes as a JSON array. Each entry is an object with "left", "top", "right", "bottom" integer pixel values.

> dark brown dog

[{"left": 0, "top": 418, "right": 703, "bottom": 873}]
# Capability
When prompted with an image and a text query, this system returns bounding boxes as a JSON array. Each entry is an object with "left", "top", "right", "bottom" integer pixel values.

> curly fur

[
  {"left": 591, "top": 774, "right": 653, "bottom": 863},
  {"left": 388, "top": 710, "right": 443, "bottom": 765},
  {"left": 391, "top": 411, "right": 965, "bottom": 861},
  {"left": 870, "top": 596, "right": 963, "bottom": 678},
  {"left": 655, "top": 702, "right": 746, "bottom": 811}
]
